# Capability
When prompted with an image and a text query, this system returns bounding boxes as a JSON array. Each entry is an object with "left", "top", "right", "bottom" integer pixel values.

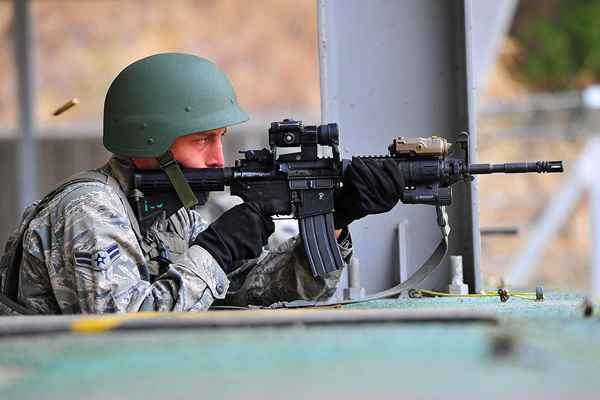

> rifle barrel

[{"left": 468, "top": 160, "right": 563, "bottom": 174}]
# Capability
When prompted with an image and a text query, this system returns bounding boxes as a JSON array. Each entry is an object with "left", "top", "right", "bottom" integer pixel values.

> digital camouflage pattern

[{"left": 3, "top": 157, "right": 351, "bottom": 314}]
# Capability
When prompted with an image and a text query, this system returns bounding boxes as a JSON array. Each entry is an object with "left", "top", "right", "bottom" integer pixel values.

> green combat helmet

[{"left": 103, "top": 53, "right": 249, "bottom": 208}]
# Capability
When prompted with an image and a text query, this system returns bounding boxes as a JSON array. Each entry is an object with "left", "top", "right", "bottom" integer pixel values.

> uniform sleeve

[
  {"left": 224, "top": 233, "right": 352, "bottom": 307},
  {"left": 38, "top": 183, "right": 228, "bottom": 314}
]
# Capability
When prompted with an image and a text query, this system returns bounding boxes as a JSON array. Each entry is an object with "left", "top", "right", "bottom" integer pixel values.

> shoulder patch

[{"left": 74, "top": 243, "right": 121, "bottom": 270}]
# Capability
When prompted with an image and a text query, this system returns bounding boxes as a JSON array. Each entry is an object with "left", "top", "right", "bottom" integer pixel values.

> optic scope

[{"left": 269, "top": 119, "right": 339, "bottom": 147}]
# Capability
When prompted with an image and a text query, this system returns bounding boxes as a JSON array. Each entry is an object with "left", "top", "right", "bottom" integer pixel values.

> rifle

[{"left": 132, "top": 119, "right": 563, "bottom": 277}]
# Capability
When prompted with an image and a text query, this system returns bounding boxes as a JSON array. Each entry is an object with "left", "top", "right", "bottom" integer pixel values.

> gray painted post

[
  {"left": 13, "top": 0, "right": 38, "bottom": 216},
  {"left": 318, "top": 0, "right": 481, "bottom": 293},
  {"left": 591, "top": 180, "right": 600, "bottom": 297}
]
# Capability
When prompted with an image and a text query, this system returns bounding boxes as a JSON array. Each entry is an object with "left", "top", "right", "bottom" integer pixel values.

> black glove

[
  {"left": 333, "top": 158, "right": 405, "bottom": 229},
  {"left": 194, "top": 202, "right": 275, "bottom": 272}
]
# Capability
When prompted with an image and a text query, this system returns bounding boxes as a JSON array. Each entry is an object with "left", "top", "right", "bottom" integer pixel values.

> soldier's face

[
  {"left": 132, "top": 128, "right": 226, "bottom": 169},
  {"left": 170, "top": 128, "right": 226, "bottom": 168}
]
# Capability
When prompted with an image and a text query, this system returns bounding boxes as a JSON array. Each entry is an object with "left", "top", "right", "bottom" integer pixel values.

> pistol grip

[{"left": 299, "top": 213, "right": 344, "bottom": 277}]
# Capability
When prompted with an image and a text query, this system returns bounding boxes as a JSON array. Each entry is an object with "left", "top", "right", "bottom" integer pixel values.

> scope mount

[{"left": 269, "top": 118, "right": 341, "bottom": 164}]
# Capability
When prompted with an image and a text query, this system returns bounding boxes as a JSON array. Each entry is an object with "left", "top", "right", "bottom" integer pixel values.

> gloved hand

[
  {"left": 194, "top": 202, "right": 275, "bottom": 272},
  {"left": 333, "top": 158, "right": 405, "bottom": 229}
]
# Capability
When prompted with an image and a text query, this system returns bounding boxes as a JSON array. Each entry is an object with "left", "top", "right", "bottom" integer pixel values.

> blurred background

[{"left": 1, "top": 0, "right": 599, "bottom": 292}]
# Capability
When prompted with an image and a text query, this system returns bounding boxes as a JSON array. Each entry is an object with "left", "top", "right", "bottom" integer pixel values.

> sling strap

[
  {"left": 267, "top": 206, "right": 451, "bottom": 309},
  {"left": 268, "top": 237, "right": 448, "bottom": 309}
]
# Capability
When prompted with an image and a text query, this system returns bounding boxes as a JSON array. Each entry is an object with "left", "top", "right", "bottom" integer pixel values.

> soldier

[{"left": 0, "top": 53, "right": 404, "bottom": 315}]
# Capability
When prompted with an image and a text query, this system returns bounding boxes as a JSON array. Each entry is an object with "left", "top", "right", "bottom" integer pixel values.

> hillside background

[{"left": 0, "top": 0, "right": 320, "bottom": 128}]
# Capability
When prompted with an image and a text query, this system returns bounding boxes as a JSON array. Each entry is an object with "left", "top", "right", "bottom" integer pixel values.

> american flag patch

[{"left": 74, "top": 243, "right": 121, "bottom": 271}]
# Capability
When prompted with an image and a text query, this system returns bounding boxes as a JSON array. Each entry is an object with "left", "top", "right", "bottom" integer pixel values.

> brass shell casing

[{"left": 52, "top": 98, "right": 79, "bottom": 116}]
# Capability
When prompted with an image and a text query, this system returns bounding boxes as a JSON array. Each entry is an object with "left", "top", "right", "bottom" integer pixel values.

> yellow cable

[{"left": 415, "top": 289, "right": 539, "bottom": 301}]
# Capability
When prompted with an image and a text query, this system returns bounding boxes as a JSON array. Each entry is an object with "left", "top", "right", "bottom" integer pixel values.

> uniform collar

[{"left": 102, "top": 156, "right": 136, "bottom": 194}]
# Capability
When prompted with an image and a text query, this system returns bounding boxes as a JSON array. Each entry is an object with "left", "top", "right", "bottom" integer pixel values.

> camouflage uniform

[{"left": 8, "top": 157, "right": 351, "bottom": 314}]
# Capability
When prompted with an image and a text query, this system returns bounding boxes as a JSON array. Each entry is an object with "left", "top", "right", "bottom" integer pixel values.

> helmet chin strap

[{"left": 156, "top": 151, "right": 199, "bottom": 209}]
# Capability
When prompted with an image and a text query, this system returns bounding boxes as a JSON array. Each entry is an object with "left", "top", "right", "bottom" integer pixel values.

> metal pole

[
  {"left": 459, "top": 0, "right": 483, "bottom": 293},
  {"left": 397, "top": 221, "right": 409, "bottom": 283},
  {"left": 590, "top": 180, "right": 600, "bottom": 298},
  {"left": 13, "top": 0, "right": 38, "bottom": 216},
  {"left": 586, "top": 141, "right": 600, "bottom": 298}
]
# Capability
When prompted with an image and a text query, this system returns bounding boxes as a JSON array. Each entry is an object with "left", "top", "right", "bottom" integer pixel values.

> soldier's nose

[{"left": 206, "top": 140, "right": 225, "bottom": 168}]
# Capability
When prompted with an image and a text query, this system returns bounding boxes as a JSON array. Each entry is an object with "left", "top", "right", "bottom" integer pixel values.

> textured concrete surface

[
  {"left": 347, "top": 292, "right": 588, "bottom": 318},
  {"left": 0, "top": 293, "right": 598, "bottom": 400}
]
